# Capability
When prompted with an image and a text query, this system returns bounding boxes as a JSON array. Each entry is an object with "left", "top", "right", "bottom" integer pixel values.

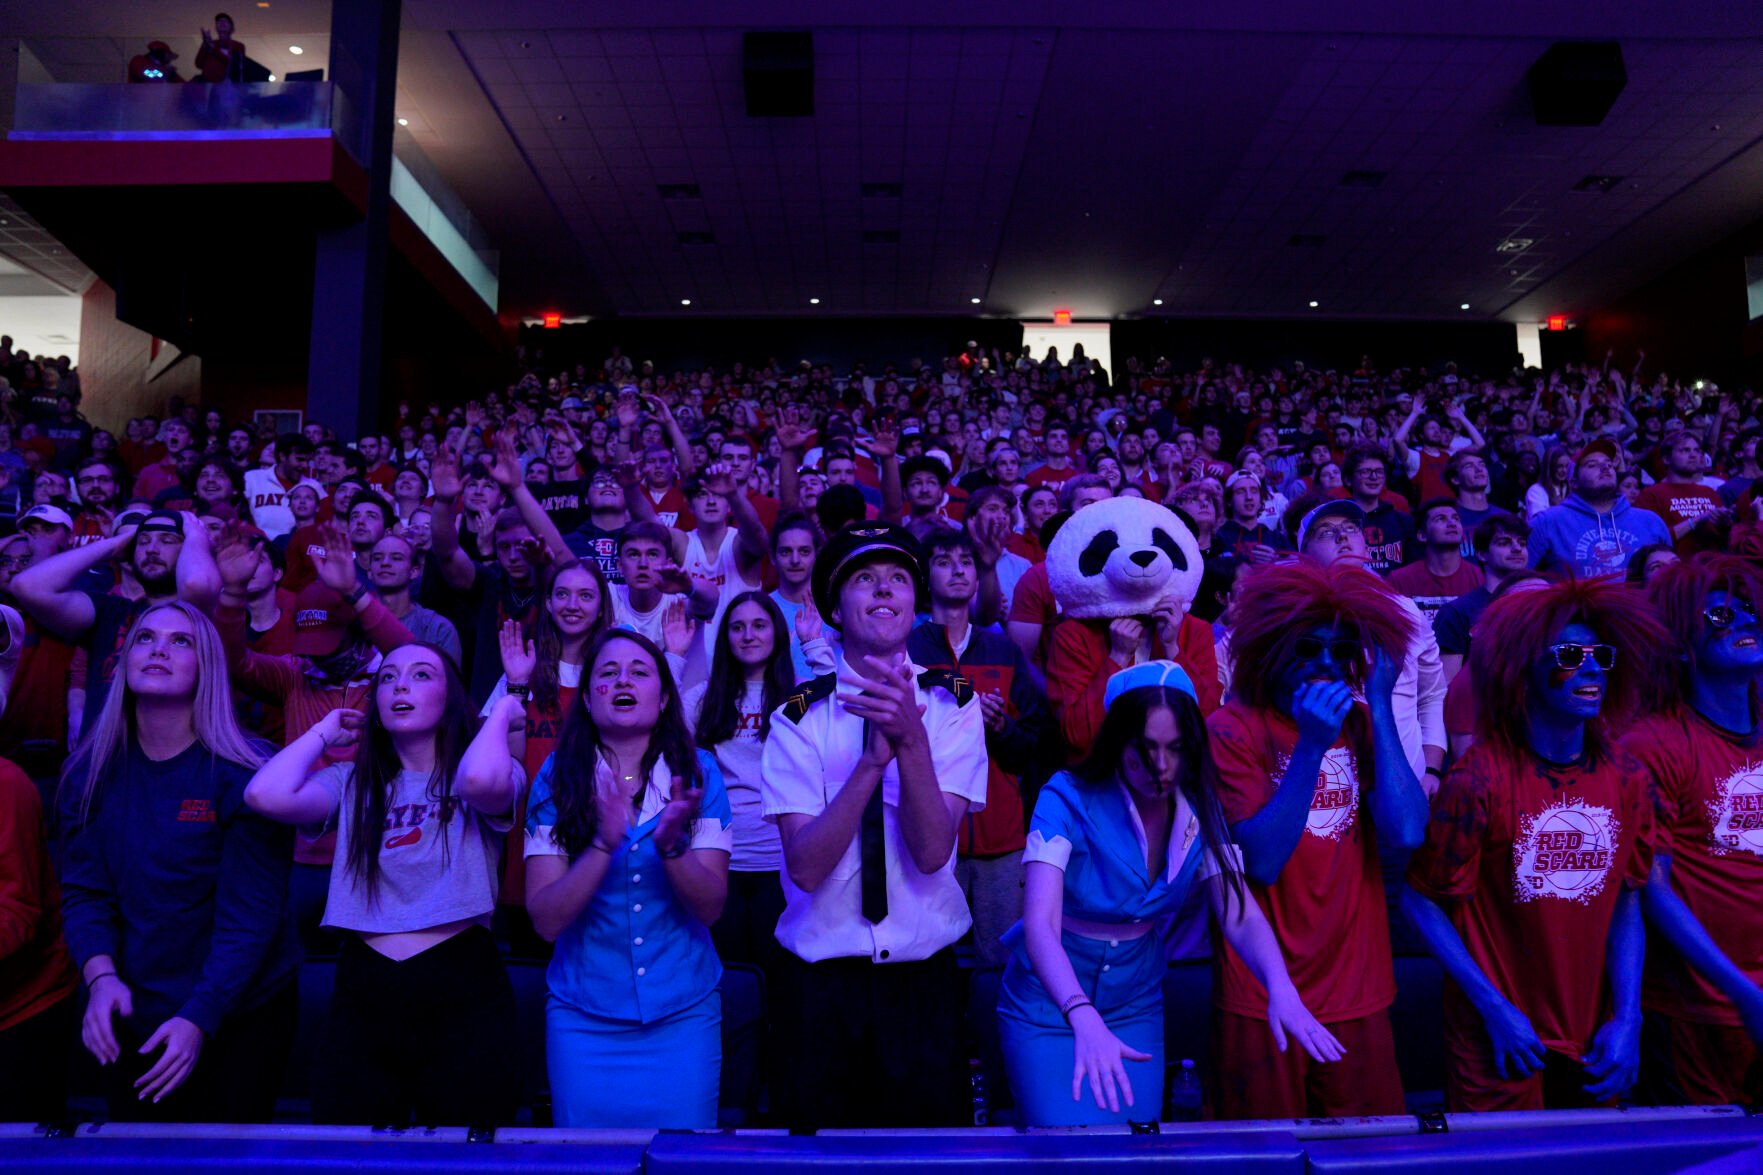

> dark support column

[{"left": 306, "top": 0, "right": 400, "bottom": 441}]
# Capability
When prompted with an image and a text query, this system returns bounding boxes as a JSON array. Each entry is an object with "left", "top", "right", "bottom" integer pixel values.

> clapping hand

[{"left": 654, "top": 774, "right": 704, "bottom": 857}]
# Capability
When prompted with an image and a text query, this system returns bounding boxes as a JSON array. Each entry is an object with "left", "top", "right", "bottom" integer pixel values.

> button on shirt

[
  {"left": 760, "top": 655, "right": 989, "bottom": 964},
  {"left": 525, "top": 751, "right": 733, "bottom": 1024}
]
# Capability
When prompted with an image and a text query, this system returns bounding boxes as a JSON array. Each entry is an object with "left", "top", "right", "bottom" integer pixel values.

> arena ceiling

[{"left": 12, "top": 2, "right": 1763, "bottom": 327}]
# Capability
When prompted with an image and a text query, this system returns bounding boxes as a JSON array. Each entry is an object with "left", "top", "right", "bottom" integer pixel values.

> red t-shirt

[
  {"left": 1622, "top": 709, "right": 1763, "bottom": 1026},
  {"left": 1407, "top": 742, "right": 1655, "bottom": 1057},
  {"left": 1635, "top": 482, "right": 1724, "bottom": 555},
  {"left": 647, "top": 485, "right": 696, "bottom": 531},
  {"left": 1023, "top": 463, "right": 1076, "bottom": 497},
  {"left": 1385, "top": 559, "right": 1485, "bottom": 625},
  {"left": 503, "top": 686, "right": 579, "bottom": 909},
  {"left": 1005, "top": 560, "right": 1059, "bottom": 671},
  {"left": 1208, "top": 701, "right": 1394, "bottom": 1022}
]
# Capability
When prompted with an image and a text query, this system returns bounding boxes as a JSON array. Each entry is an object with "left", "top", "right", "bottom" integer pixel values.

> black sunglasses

[
  {"left": 1293, "top": 636, "right": 1364, "bottom": 664},
  {"left": 1704, "top": 602, "right": 1758, "bottom": 629},
  {"left": 1547, "top": 643, "right": 1617, "bottom": 671}
]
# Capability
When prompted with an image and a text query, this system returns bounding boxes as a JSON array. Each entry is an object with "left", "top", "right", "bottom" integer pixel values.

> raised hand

[
  {"left": 488, "top": 427, "right": 524, "bottom": 489},
  {"left": 661, "top": 597, "right": 696, "bottom": 656},
  {"left": 840, "top": 655, "right": 929, "bottom": 749},
  {"left": 614, "top": 393, "right": 641, "bottom": 432},
  {"left": 701, "top": 461, "right": 737, "bottom": 498},
  {"left": 971, "top": 512, "right": 1008, "bottom": 570},
  {"left": 213, "top": 527, "right": 261, "bottom": 593},
  {"left": 430, "top": 443, "right": 463, "bottom": 501},
  {"left": 775, "top": 409, "right": 812, "bottom": 455},
  {"left": 653, "top": 773, "right": 704, "bottom": 857},
  {"left": 498, "top": 619, "right": 536, "bottom": 685},
  {"left": 1365, "top": 646, "right": 1400, "bottom": 708},
  {"left": 313, "top": 521, "right": 361, "bottom": 597},
  {"left": 592, "top": 766, "right": 634, "bottom": 851},
  {"left": 1108, "top": 617, "right": 1146, "bottom": 666},
  {"left": 794, "top": 598, "right": 825, "bottom": 645},
  {"left": 1149, "top": 594, "right": 1184, "bottom": 653},
  {"left": 868, "top": 419, "right": 900, "bottom": 461}
]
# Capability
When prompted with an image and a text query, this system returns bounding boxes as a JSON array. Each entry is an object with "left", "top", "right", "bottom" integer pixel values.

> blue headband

[{"left": 1103, "top": 660, "right": 1199, "bottom": 709}]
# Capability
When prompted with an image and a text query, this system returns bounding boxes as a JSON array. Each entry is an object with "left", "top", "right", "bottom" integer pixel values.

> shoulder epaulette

[
  {"left": 917, "top": 667, "right": 975, "bottom": 706},
  {"left": 780, "top": 674, "right": 836, "bottom": 724}
]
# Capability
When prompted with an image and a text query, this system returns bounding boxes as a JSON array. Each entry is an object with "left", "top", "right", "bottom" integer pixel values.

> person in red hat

[
  {"left": 1526, "top": 438, "right": 1671, "bottom": 580},
  {"left": 127, "top": 41, "right": 182, "bottom": 84},
  {"left": 212, "top": 521, "right": 415, "bottom": 939}
]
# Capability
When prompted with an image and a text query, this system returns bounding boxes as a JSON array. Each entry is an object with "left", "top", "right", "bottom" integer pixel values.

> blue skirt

[
  {"left": 546, "top": 988, "right": 721, "bottom": 1128},
  {"left": 997, "top": 931, "right": 1166, "bottom": 1126}
]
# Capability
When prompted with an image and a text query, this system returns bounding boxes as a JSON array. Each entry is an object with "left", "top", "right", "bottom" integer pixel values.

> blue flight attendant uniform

[
  {"left": 525, "top": 750, "right": 733, "bottom": 1127},
  {"left": 997, "top": 771, "right": 1229, "bottom": 1125}
]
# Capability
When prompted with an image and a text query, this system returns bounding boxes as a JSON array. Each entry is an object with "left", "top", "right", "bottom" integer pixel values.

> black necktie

[{"left": 860, "top": 721, "right": 888, "bottom": 924}]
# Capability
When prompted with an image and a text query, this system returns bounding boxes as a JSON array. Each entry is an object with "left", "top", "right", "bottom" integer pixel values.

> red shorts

[
  {"left": 1212, "top": 1007, "right": 1405, "bottom": 1119},
  {"left": 1650, "top": 1012, "right": 1761, "bottom": 1109},
  {"left": 1442, "top": 1003, "right": 1611, "bottom": 1112}
]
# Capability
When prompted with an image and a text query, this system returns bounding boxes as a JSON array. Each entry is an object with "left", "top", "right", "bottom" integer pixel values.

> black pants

[
  {"left": 773, "top": 946, "right": 968, "bottom": 1129},
  {"left": 710, "top": 870, "right": 787, "bottom": 971},
  {"left": 314, "top": 927, "right": 520, "bottom": 1127},
  {"left": 103, "top": 982, "right": 298, "bottom": 1123},
  {"left": 0, "top": 997, "right": 75, "bottom": 1122}
]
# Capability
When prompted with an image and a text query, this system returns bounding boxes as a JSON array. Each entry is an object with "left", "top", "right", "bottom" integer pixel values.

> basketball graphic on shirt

[
  {"left": 1707, "top": 762, "right": 1763, "bottom": 857},
  {"left": 1512, "top": 799, "right": 1619, "bottom": 904},
  {"left": 1273, "top": 746, "right": 1360, "bottom": 842}
]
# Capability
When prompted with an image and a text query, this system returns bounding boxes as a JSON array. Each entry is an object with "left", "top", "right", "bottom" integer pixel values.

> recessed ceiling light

[
  {"left": 1460, "top": 302, "right": 1471, "bottom": 311},
  {"left": 970, "top": 297, "right": 981, "bottom": 304},
  {"left": 288, "top": 45, "right": 303, "bottom": 55},
  {"left": 680, "top": 298, "right": 692, "bottom": 306},
  {"left": 808, "top": 297, "right": 820, "bottom": 305},
  {"left": 1308, "top": 300, "right": 1319, "bottom": 308},
  {"left": 267, "top": 73, "right": 276, "bottom": 81},
  {"left": 1152, "top": 298, "right": 1163, "bottom": 306},
  {"left": 397, "top": 117, "right": 409, "bottom": 126}
]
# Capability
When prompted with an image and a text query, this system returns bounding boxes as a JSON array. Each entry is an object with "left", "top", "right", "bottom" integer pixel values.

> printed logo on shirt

[
  {"left": 1513, "top": 799, "right": 1619, "bottom": 904},
  {"left": 1572, "top": 527, "right": 1650, "bottom": 575},
  {"left": 384, "top": 826, "right": 422, "bottom": 850},
  {"left": 1274, "top": 745, "right": 1361, "bottom": 841},
  {"left": 1706, "top": 762, "right": 1763, "bottom": 857},
  {"left": 381, "top": 796, "right": 459, "bottom": 851},
  {"left": 177, "top": 798, "right": 216, "bottom": 823}
]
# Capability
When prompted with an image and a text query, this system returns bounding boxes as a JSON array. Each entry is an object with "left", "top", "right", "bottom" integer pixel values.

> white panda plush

[{"left": 1047, "top": 497, "right": 1204, "bottom": 621}]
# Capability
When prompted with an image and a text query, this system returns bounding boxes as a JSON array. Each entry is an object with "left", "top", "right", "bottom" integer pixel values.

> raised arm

[
  {"left": 173, "top": 510, "right": 222, "bottom": 612},
  {"left": 243, "top": 711, "right": 352, "bottom": 824},
  {"left": 426, "top": 442, "right": 480, "bottom": 593},
  {"left": 1367, "top": 647, "right": 1430, "bottom": 845},
  {"left": 871, "top": 421, "right": 904, "bottom": 524},
  {"left": 453, "top": 695, "right": 522, "bottom": 816},
  {"left": 490, "top": 428, "right": 572, "bottom": 560},
  {"left": 775, "top": 410, "right": 812, "bottom": 514},
  {"left": 1230, "top": 684, "right": 1352, "bottom": 886},
  {"left": 10, "top": 528, "right": 129, "bottom": 640},
  {"left": 649, "top": 394, "right": 696, "bottom": 482},
  {"left": 705, "top": 462, "right": 769, "bottom": 581}
]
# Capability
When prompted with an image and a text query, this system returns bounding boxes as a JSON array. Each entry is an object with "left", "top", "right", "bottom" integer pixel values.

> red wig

[
  {"left": 1643, "top": 553, "right": 1763, "bottom": 709},
  {"left": 1470, "top": 577, "right": 1669, "bottom": 759},
  {"left": 1227, "top": 558, "right": 1416, "bottom": 710}
]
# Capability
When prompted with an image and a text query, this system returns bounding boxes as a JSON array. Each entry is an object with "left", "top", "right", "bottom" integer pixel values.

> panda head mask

[{"left": 1047, "top": 496, "right": 1204, "bottom": 621}]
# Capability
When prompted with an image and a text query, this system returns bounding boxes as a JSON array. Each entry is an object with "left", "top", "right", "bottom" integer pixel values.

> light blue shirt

[{"left": 525, "top": 750, "right": 732, "bottom": 1024}]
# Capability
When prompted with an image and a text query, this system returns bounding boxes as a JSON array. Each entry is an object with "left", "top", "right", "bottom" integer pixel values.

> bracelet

[
  {"left": 658, "top": 839, "right": 689, "bottom": 860},
  {"left": 506, "top": 683, "right": 532, "bottom": 699},
  {"left": 1424, "top": 765, "right": 1444, "bottom": 779},
  {"left": 85, "top": 970, "right": 118, "bottom": 988},
  {"left": 1058, "top": 995, "right": 1094, "bottom": 1023}
]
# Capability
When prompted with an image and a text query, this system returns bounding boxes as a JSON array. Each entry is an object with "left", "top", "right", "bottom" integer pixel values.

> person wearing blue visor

[{"left": 997, "top": 661, "right": 1342, "bottom": 1125}]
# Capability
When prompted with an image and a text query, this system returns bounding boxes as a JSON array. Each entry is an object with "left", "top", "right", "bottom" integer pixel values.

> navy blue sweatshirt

[{"left": 59, "top": 741, "right": 300, "bottom": 1037}]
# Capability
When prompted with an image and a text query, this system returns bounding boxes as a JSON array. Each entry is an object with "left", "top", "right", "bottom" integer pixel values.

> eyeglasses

[
  {"left": 1307, "top": 521, "right": 1362, "bottom": 544},
  {"left": 0, "top": 556, "right": 29, "bottom": 571},
  {"left": 1704, "top": 602, "right": 1759, "bottom": 629},
  {"left": 1547, "top": 643, "right": 1617, "bottom": 671},
  {"left": 1293, "top": 636, "right": 1364, "bottom": 664}
]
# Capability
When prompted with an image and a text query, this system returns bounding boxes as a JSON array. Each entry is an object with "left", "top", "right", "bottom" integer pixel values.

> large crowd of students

[{"left": 0, "top": 334, "right": 1760, "bottom": 1127}]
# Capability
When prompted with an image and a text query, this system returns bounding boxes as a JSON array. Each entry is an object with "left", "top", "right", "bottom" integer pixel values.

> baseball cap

[
  {"left": 1103, "top": 660, "right": 1199, "bottom": 709},
  {"left": 1296, "top": 499, "right": 1367, "bottom": 551},
  {"left": 135, "top": 510, "right": 184, "bottom": 537},
  {"left": 812, "top": 523, "right": 924, "bottom": 620},
  {"left": 1577, "top": 437, "right": 1619, "bottom": 464},
  {"left": 147, "top": 40, "right": 178, "bottom": 58},
  {"left": 1224, "top": 471, "right": 1263, "bottom": 492},
  {"left": 561, "top": 396, "right": 584, "bottom": 410},
  {"left": 19, "top": 504, "right": 74, "bottom": 531},
  {"left": 291, "top": 584, "right": 357, "bottom": 658}
]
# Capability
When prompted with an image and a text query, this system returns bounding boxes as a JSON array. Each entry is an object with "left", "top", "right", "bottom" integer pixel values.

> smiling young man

[
  {"left": 1624, "top": 556, "right": 1763, "bottom": 1108},
  {"left": 760, "top": 524, "right": 988, "bottom": 1128},
  {"left": 1404, "top": 579, "right": 1662, "bottom": 1112}
]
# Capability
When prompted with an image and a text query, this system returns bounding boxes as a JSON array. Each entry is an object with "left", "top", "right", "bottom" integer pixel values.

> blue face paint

[
  {"left": 1689, "top": 589, "right": 1763, "bottom": 734},
  {"left": 1275, "top": 623, "right": 1352, "bottom": 716},
  {"left": 1525, "top": 620, "right": 1604, "bottom": 761}
]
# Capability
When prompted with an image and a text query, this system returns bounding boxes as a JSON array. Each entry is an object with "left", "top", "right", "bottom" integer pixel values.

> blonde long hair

[{"left": 62, "top": 601, "right": 266, "bottom": 822}]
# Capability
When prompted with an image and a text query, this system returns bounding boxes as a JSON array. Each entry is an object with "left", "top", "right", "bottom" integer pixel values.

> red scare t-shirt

[
  {"left": 1622, "top": 708, "right": 1763, "bottom": 1026},
  {"left": 1407, "top": 742, "right": 1655, "bottom": 1058},
  {"left": 1208, "top": 701, "right": 1395, "bottom": 1022}
]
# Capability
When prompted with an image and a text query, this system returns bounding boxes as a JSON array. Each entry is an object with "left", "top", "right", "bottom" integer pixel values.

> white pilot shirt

[{"left": 760, "top": 651, "right": 989, "bottom": 964}]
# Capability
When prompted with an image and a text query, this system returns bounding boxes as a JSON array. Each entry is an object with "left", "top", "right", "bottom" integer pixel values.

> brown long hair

[{"left": 529, "top": 559, "right": 611, "bottom": 713}]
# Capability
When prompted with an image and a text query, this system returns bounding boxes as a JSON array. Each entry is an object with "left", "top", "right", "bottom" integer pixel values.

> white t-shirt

[{"left": 243, "top": 469, "right": 324, "bottom": 539}]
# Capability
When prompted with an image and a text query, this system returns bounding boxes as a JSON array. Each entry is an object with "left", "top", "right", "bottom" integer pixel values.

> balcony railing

[{"left": 10, "top": 81, "right": 342, "bottom": 141}]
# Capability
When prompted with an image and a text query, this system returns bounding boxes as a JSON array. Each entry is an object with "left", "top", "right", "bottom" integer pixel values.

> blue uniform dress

[
  {"left": 525, "top": 750, "right": 733, "bottom": 1127},
  {"left": 997, "top": 771, "right": 1228, "bottom": 1125}
]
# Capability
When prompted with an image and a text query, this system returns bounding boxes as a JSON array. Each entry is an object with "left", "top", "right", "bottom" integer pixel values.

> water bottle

[
  {"left": 1165, "top": 1058, "right": 1203, "bottom": 1122},
  {"left": 970, "top": 1058, "right": 989, "bottom": 1126}
]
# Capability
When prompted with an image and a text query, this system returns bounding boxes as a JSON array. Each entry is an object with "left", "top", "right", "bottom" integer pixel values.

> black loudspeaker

[
  {"left": 743, "top": 32, "right": 813, "bottom": 117},
  {"left": 1527, "top": 41, "right": 1626, "bottom": 126}
]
